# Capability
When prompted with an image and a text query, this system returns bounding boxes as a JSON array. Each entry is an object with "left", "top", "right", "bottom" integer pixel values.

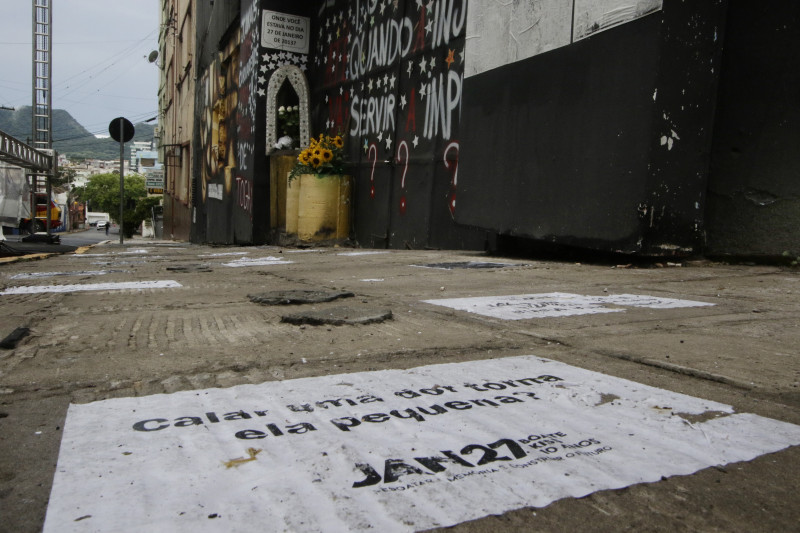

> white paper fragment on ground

[
  {"left": 120, "top": 249, "right": 151, "bottom": 255},
  {"left": 198, "top": 251, "right": 250, "bottom": 257},
  {"left": 422, "top": 292, "right": 714, "bottom": 320},
  {"left": 9, "top": 270, "right": 111, "bottom": 280},
  {"left": 0, "top": 280, "right": 182, "bottom": 295},
  {"left": 221, "top": 256, "right": 294, "bottom": 267},
  {"left": 337, "top": 251, "right": 390, "bottom": 256},
  {"left": 45, "top": 356, "right": 800, "bottom": 533}
]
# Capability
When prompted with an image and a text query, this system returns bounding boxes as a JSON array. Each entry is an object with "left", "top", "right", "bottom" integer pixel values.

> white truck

[{"left": 86, "top": 212, "right": 110, "bottom": 227}]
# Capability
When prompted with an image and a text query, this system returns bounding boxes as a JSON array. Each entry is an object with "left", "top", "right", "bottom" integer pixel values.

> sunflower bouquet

[{"left": 288, "top": 134, "right": 347, "bottom": 182}]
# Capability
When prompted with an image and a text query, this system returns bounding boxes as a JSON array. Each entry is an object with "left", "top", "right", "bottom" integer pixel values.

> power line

[{"left": 58, "top": 28, "right": 158, "bottom": 98}]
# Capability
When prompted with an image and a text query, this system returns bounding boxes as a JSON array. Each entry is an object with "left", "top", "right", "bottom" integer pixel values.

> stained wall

[
  {"left": 706, "top": 0, "right": 800, "bottom": 258},
  {"left": 456, "top": 0, "right": 727, "bottom": 256}
]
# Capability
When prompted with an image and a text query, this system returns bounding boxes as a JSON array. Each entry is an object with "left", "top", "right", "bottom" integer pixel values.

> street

[
  {"left": 1, "top": 228, "right": 111, "bottom": 249},
  {"left": 1, "top": 239, "right": 799, "bottom": 532},
  {"left": 57, "top": 227, "right": 117, "bottom": 247}
]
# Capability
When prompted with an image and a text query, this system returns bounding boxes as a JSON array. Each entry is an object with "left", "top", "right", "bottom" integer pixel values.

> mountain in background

[{"left": 0, "top": 106, "right": 156, "bottom": 160}]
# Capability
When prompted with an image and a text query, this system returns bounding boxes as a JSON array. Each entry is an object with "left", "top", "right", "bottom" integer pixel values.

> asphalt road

[
  {"left": 58, "top": 228, "right": 116, "bottom": 247},
  {"left": 2, "top": 227, "right": 116, "bottom": 248}
]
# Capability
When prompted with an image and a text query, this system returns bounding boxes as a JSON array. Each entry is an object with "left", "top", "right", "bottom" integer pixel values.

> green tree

[
  {"left": 53, "top": 166, "right": 77, "bottom": 189},
  {"left": 73, "top": 172, "right": 151, "bottom": 237}
]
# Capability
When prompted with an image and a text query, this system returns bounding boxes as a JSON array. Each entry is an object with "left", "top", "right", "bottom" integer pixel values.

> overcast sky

[{"left": 0, "top": 0, "right": 160, "bottom": 138}]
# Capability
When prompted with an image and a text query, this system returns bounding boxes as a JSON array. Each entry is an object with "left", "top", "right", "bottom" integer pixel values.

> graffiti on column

[
  {"left": 199, "top": 37, "right": 240, "bottom": 207},
  {"left": 443, "top": 140, "right": 458, "bottom": 218},
  {"left": 311, "top": 0, "right": 467, "bottom": 219},
  {"left": 236, "top": 1, "right": 260, "bottom": 218},
  {"left": 396, "top": 139, "right": 409, "bottom": 214}
]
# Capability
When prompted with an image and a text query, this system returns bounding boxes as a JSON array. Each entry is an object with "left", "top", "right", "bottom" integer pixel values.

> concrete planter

[{"left": 286, "top": 173, "right": 352, "bottom": 242}]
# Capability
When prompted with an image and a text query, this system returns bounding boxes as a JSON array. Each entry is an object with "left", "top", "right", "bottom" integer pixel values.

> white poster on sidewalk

[
  {"left": 45, "top": 356, "right": 800, "bottom": 532},
  {"left": 0, "top": 280, "right": 181, "bottom": 295},
  {"left": 423, "top": 292, "right": 713, "bottom": 320}
]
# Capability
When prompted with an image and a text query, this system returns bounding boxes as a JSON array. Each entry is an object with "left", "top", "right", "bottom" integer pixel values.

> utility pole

[{"left": 32, "top": 0, "right": 53, "bottom": 235}]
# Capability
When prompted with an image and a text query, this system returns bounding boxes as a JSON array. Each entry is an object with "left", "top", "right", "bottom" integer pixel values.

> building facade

[
  {"left": 159, "top": 0, "right": 195, "bottom": 241},
  {"left": 157, "top": 0, "right": 799, "bottom": 259}
]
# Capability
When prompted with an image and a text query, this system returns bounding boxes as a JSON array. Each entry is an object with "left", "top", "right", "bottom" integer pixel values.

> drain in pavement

[
  {"left": 281, "top": 306, "right": 392, "bottom": 325},
  {"left": 248, "top": 289, "right": 354, "bottom": 305},
  {"left": 167, "top": 264, "right": 213, "bottom": 272},
  {"left": 166, "top": 264, "right": 214, "bottom": 273},
  {"left": 412, "top": 261, "right": 520, "bottom": 270}
]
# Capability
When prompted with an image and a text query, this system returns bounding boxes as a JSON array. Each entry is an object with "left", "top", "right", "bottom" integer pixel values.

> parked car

[{"left": 96, "top": 220, "right": 108, "bottom": 230}]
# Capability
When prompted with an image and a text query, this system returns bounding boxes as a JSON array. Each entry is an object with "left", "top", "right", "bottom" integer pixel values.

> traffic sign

[{"left": 108, "top": 117, "right": 135, "bottom": 143}]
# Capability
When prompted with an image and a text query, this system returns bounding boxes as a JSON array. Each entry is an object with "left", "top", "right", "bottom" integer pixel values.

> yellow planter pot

[
  {"left": 287, "top": 174, "right": 352, "bottom": 241},
  {"left": 269, "top": 153, "right": 297, "bottom": 230},
  {"left": 285, "top": 173, "right": 300, "bottom": 234}
]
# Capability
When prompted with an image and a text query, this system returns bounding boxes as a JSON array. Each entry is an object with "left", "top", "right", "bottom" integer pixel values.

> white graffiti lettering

[
  {"left": 349, "top": 17, "right": 413, "bottom": 80},
  {"left": 424, "top": 70, "right": 462, "bottom": 140},
  {"left": 431, "top": 0, "right": 468, "bottom": 48},
  {"left": 236, "top": 176, "right": 253, "bottom": 214},
  {"left": 350, "top": 93, "right": 396, "bottom": 137}
]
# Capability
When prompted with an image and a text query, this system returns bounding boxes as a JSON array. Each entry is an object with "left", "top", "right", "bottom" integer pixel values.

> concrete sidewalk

[{"left": 0, "top": 241, "right": 798, "bottom": 532}]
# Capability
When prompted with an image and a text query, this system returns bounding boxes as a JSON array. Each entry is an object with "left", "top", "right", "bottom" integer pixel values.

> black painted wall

[
  {"left": 306, "top": 0, "right": 484, "bottom": 250},
  {"left": 191, "top": 1, "right": 240, "bottom": 244},
  {"left": 190, "top": 0, "right": 797, "bottom": 259},
  {"left": 457, "top": 0, "right": 727, "bottom": 256},
  {"left": 706, "top": 0, "right": 800, "bottom": 258}
]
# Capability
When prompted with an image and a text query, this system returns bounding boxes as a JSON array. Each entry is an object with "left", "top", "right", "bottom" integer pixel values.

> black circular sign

[{"left": 108, "top": 117, "right": 135, "bottom": 143}]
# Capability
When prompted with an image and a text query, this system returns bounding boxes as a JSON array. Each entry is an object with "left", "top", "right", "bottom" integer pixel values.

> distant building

[
  {"left": 157, "top": 0, "right": 195, "bottom": 241},
  {"left": 132, "top": 149, "right": 162, "bottom": 174}
]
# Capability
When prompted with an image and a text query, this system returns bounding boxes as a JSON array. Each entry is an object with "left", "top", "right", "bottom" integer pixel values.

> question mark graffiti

[
  {"left": 444, "top": 141, "right": 459, "bottom": 218},
  {"left": 396, "top": 140, "right": 409, "bottom": 215},
  {"left": 368, "top": 143, "right": 377, "bottom": 199}
]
